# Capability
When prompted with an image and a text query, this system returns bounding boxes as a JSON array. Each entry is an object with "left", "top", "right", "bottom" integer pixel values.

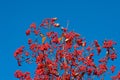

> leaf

[
  {"left": 58, "top": 37, "right": 63, "bottom": 42},
  {"left": 42, "top": 37, "right": 46, "bottom": 43},
  {"left": 39, "top": 33, "right": 46, "bottom": 43},
  {"left": 40, "top": 33, "right": 44, "bottom": 37}
]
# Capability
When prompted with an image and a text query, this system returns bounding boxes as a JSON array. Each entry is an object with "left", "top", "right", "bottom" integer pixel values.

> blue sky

[{"left": 0, "top": 0, "right": 120, "bottom": 80}]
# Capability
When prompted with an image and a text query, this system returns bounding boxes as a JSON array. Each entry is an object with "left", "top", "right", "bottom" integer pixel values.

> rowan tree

[{"left": 14, "top": 18, "right": 119, "bottom": 80}]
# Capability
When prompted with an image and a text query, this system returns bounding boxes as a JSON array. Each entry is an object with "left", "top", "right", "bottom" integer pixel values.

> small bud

[
  {"left": 52, "top": 17, "right": 57, "bottom": 21},
  {"left": 53, "top": 23, "right": 60, "bottom": 27},
  {"left": 82, "top": 42, "right": 86, "bottom": 47},
  {"left": 61, "top": 27, "right": 67, "bottom": 32},
  {"left": 65, "top": 38, "right": 69, "bottom": 42}
]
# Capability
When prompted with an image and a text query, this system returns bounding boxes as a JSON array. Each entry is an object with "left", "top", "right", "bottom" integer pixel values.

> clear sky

[{"left": 0, "top": 0, "right": 120, "bottom": 80}]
